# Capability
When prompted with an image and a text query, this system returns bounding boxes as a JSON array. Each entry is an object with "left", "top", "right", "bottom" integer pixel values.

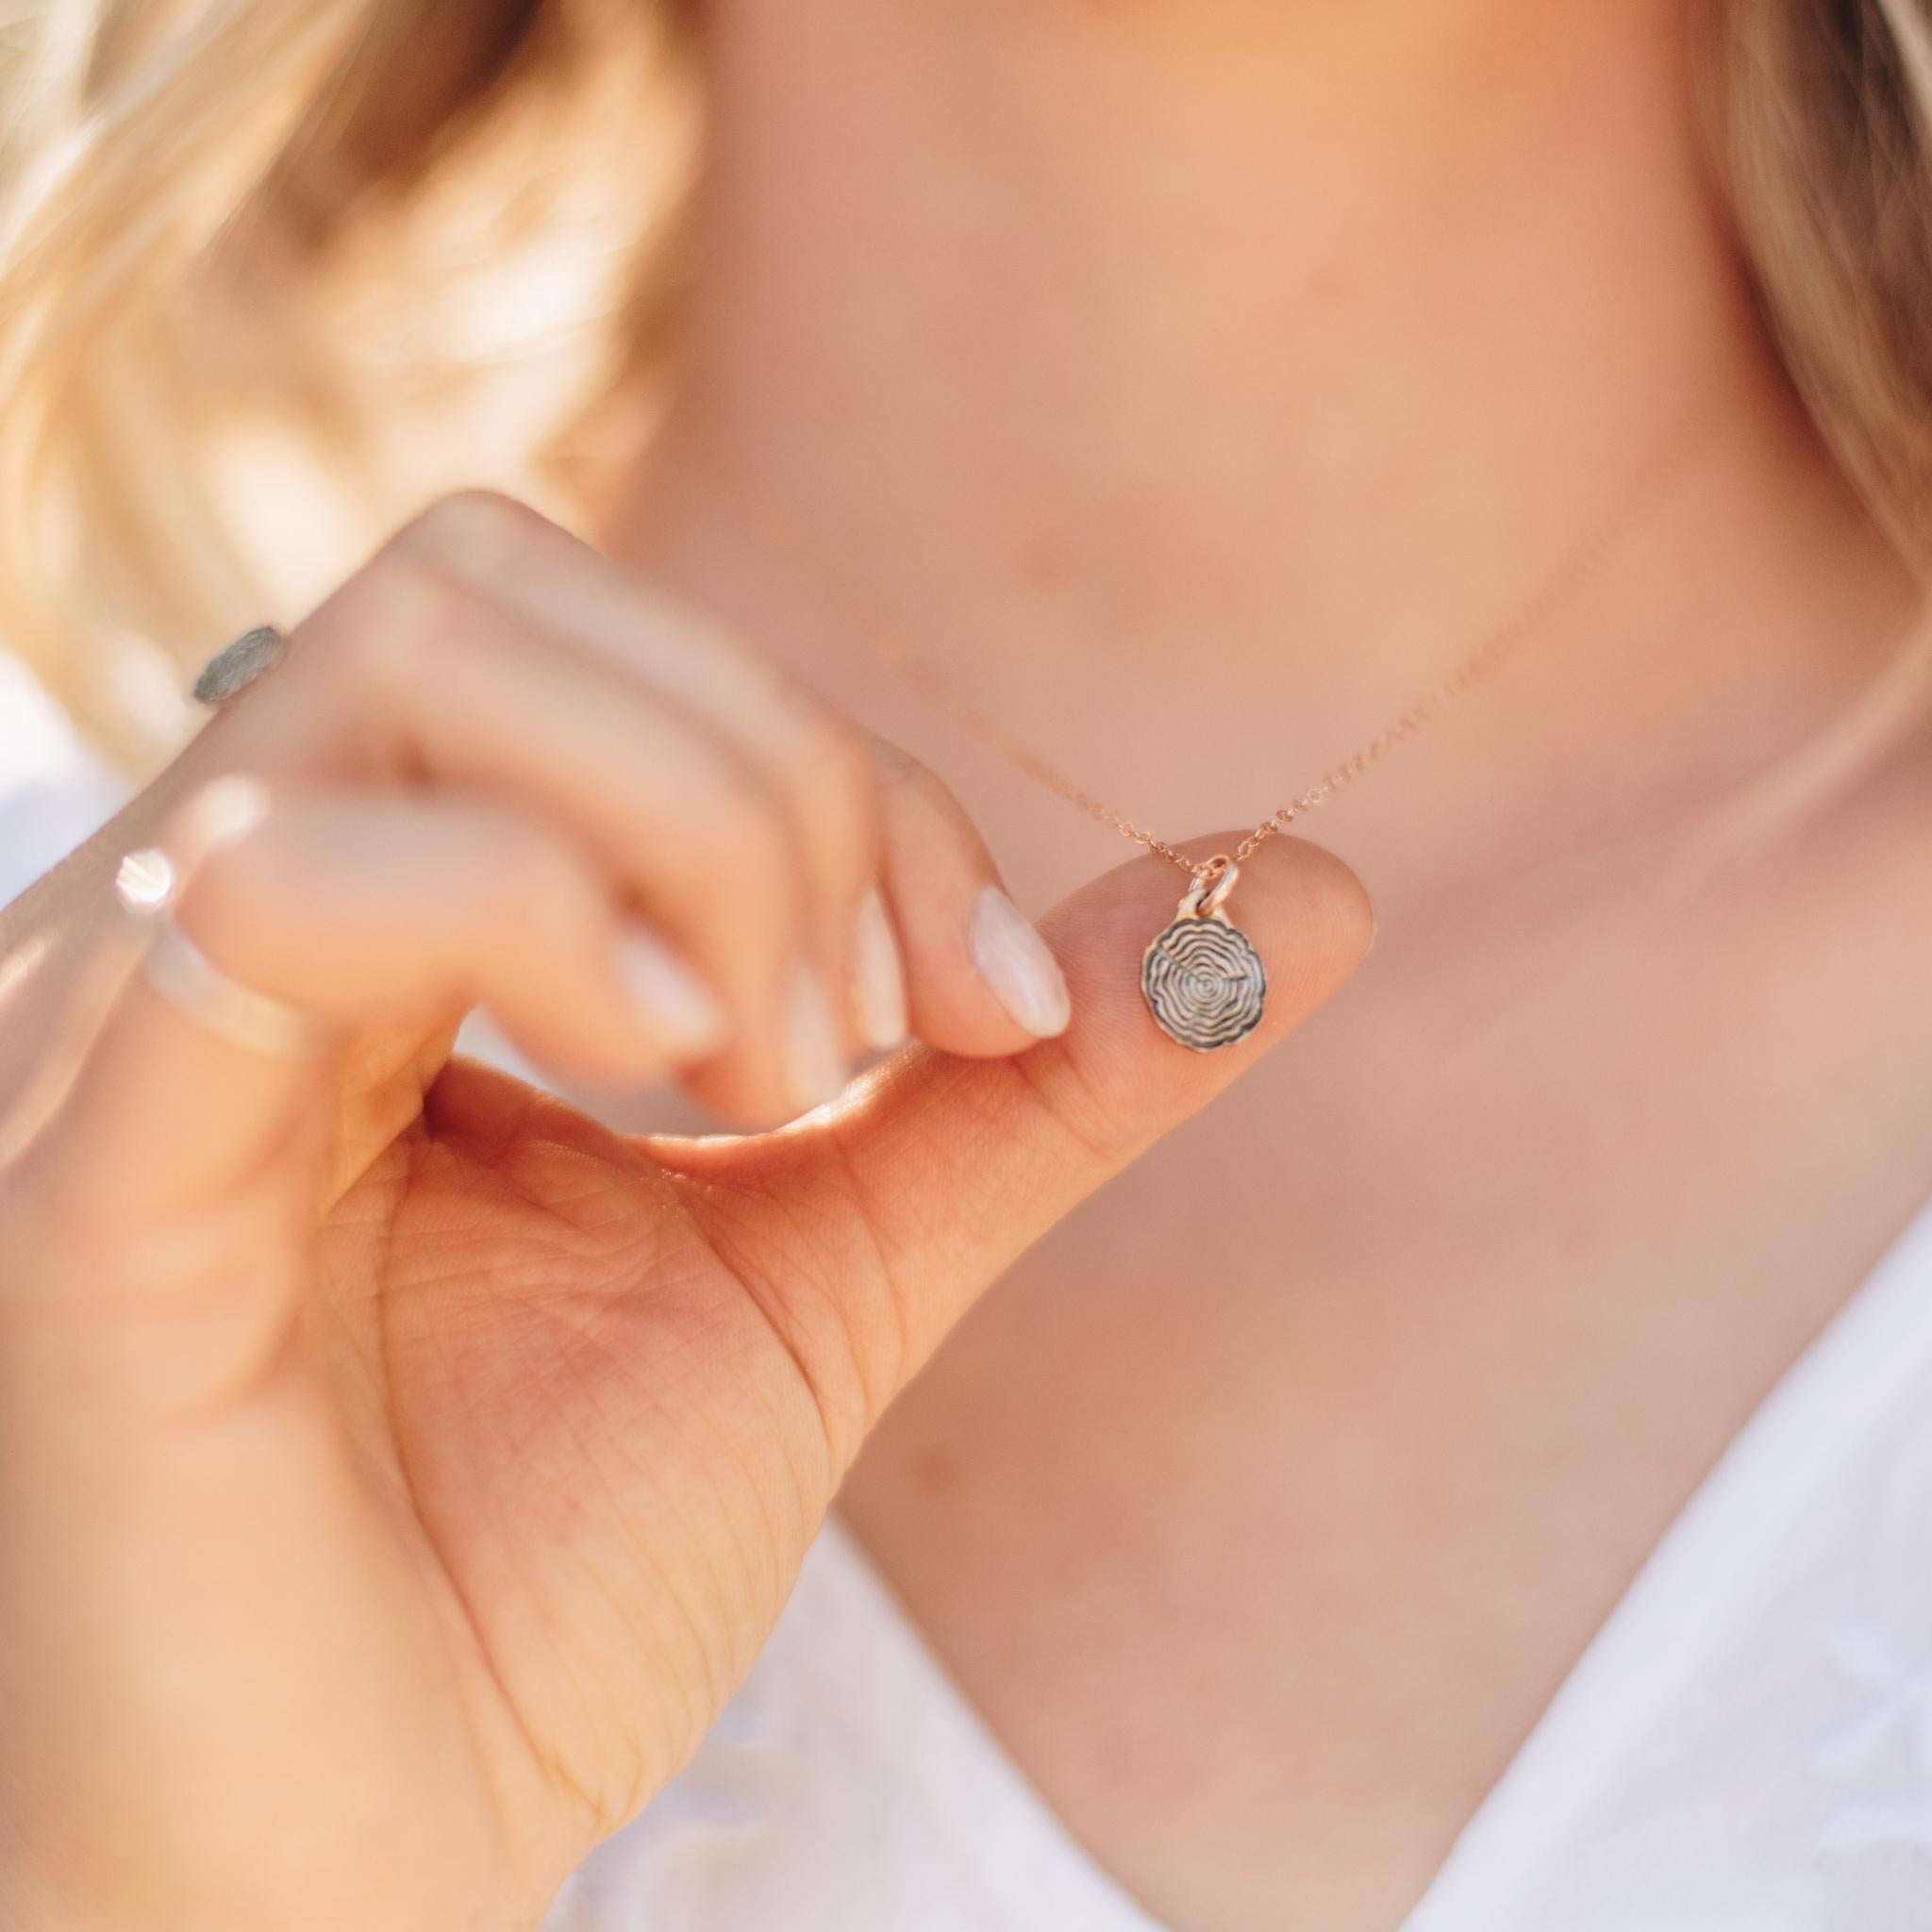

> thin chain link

[{"left": 794, "top": 389, "right": 1719, "bottom": 882}]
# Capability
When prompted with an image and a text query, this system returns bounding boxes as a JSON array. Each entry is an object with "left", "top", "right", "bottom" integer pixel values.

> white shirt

[
  {"left": 549, "top": 1210, "right": 1932, "bottom": 1931},
  {"left": 6, "top": 659, "right": 1930, "bottom": 1929},
  {"left": 0, "top": 656, "right": 124, "bottom": 908}
]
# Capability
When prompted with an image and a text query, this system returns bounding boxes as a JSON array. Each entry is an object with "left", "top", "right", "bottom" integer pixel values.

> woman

[{"left": 2, "top": 1, "right": 1930, "bottom": 1926}]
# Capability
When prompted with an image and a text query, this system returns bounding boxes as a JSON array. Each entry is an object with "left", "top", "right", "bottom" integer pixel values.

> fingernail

[
  {"left": 970, "top": 886, "right": 1071, "bottom": 1039},
  {"left": 784, "top": 963, "right": 850, "bottom": 1109},
  {"left": 612, "top": 926, "right": 727, "bottom": 1058},
  {"left": 851, "top": 887, "right": 908, "bottom": 1053}
]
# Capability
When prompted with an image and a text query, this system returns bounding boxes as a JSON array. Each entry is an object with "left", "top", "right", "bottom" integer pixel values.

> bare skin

[
  {"left": 604, "top": 3, "right": 1932, "bottom": 1929},
  {"left": 0, "top": 494, "right": 1371, "bottom": 1931},
  {"left": 4, "top": 2, "right": 1929, "bottom": 1931}
]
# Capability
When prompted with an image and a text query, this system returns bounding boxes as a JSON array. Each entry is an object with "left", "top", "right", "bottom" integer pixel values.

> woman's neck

[{"left": 611, "top": 0, "right": 1916, "bottom": 908}]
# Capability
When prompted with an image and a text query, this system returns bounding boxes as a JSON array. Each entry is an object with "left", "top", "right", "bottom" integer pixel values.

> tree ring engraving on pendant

[{"left": 1141, "top": 915, "right": 1268, "bottom": 1053}]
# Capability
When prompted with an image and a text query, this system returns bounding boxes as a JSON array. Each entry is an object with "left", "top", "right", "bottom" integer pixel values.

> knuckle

[
  {"left": 328, "top": 552, "right": 469, "bottom": 703},
  {"left": 872, "top": 740, "right": 956, "bottom": 819},
  {"left": 398, "top": 489, "right": 543, "bottom": 567},
  {"left": 872, "top": 743, "right": 986, "bottom": 869}
]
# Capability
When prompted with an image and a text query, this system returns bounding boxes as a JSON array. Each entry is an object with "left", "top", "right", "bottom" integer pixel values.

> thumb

[{"left": 706, "top": 834, "right": 1373, "bottom": 1413}]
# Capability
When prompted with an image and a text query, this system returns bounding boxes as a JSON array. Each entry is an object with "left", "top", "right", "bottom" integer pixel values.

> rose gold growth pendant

[{"left": 1140, "top": 857, "right": 1268, "bottom": 1053}]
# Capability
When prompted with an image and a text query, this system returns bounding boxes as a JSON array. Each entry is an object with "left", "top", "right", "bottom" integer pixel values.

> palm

[{"left": 310, "top": 1053, "right": 879, "bottom": 1901}]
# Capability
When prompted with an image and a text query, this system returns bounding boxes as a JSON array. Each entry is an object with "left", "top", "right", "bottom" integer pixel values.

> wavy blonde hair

[
  {"left": 0, "top": 0, "right": 1929, "bottom": 760},
  {"left": 0, "top": 0, "right": 698, "bottom": 758}
]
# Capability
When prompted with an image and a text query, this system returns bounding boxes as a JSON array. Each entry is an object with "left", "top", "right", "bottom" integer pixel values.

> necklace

[
  {"left": 729, "top": 392, "right": 1719, "bottom": 1050},
  {"left": 894, "top": 396, "right": 1717, "bottom": 1047}
]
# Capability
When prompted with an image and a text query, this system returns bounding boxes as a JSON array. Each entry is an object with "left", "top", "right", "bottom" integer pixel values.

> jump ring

[{"left": 1180, "top": 855, "right": 1240, "bottom": 921}]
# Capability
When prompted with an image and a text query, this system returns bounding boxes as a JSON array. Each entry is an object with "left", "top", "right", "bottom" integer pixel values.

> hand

[{"left": 0, "top": 493, "right": 1372, "bottom": 1932}]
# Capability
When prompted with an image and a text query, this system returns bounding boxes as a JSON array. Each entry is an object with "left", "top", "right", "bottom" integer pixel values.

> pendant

[{"left": 1141, "top": 858, "right": 1268, "bottom": 1053}]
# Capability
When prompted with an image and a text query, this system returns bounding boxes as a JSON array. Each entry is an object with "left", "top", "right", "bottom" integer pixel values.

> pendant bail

[{"left": 1180, "top": 855, "right": 1240, "bottom": 921}]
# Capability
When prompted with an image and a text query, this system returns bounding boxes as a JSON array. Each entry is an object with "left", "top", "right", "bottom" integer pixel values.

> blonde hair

[
  {"left": 0, "top": 0, "right": 1929, "bottom": 760},
  {"left": 1706, "top": 0, "right": 1932, "bottom": 575},
  {"left": 0, "top": 0, "right": 697, "bottom": 758}
]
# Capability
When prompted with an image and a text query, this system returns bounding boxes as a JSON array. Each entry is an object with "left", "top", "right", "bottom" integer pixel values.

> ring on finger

[
  {"left": 192, "top": 625, "right": 287, "bottom": 708},
  {"left": 115, "top": 847, "right": 332, "bottom": 1060}
]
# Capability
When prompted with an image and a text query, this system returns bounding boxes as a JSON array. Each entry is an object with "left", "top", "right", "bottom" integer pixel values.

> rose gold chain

[{"left": 872, "top": 391, "right": 1720, "bottom": 881}]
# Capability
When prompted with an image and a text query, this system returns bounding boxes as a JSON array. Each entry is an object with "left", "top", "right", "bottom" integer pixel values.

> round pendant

[{"left": 1141, "top": 912, "right": 1268, "bottom": 1053}]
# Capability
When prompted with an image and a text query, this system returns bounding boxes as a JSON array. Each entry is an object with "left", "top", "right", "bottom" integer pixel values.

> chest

[{"left": 840, "top": 840, "right": 1932, "bottom": 1932}]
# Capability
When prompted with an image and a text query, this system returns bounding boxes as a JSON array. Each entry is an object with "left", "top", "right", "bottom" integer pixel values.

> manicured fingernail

[
  {"left": 784, "top": 963, "right": 849, "bottom": 1109},
  {"left": 851, "top": 887, "right": 908, "bottom": 1052},
  {"left": 970, "top": 886, "right": 1071, "bottom": 1039},
  {"left": 612, "top": 926, "right": 727, "bottom": 1057}
]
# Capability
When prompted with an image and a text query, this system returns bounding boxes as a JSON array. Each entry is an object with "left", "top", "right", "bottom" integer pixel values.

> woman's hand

[{"left": 0, "top": 493, "right": 1371, "bottom": 1932}]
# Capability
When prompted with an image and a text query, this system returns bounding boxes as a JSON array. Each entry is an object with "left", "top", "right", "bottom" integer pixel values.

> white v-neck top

[
  {"left": 5, "top": 657, "right": 1931, "bottom": 1929},
  {"left": 551, "top": 1197, "right": 1932, "bottom": 1931}
]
